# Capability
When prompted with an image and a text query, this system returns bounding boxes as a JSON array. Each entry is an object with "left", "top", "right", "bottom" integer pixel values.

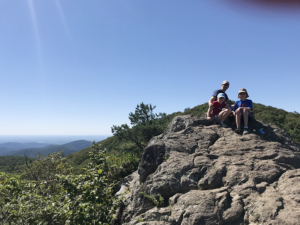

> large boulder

[{"left": 113, "top": 115, "right": 300, "bottom": 225}]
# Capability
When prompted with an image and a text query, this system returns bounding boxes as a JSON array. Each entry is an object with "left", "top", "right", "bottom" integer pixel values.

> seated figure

[
  {"left": 208, "top": 80, "right": 231, "bottom": 110},
  {"left": 233, "top": 88, "right": 253, "bottom": 135},
  {"left": 207, "top": 93, "right": 231, "bottom": 128}
]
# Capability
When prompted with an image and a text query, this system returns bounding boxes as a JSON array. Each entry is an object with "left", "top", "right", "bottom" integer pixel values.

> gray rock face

[{"left": 114, "top": 115, "right": 300, "bottom": 225}]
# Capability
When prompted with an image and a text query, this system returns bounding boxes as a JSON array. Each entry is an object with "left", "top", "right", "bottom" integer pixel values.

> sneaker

[
  {"left": 243, "top": 128, "right": 250, "bottom": 135},
  {"left": 235, "top": 128, "right": 241, "bottom": 134},
  {"left": 220, "top": 121, "right": 228, "bottom": 128}
]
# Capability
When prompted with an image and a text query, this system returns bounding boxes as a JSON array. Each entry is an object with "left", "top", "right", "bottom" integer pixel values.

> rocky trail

[{"left": 113, "top": 115, "right": 300, "bottom": 225}]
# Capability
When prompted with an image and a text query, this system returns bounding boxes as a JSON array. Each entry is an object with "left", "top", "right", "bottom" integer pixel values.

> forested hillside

[
  {"left": 9, "top": 145, "right": 76, "bottom": 158},
  {"left": 0, "top": 155, "right": 34, "bottom": 173},
  {"left": 253, "top": 103, "right": 300, "bottom": 143}
]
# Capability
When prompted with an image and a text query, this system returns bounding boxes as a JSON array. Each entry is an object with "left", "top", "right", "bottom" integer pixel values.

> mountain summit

[{"left": 114, "top": 115, "right": 300, "bottom": 225}]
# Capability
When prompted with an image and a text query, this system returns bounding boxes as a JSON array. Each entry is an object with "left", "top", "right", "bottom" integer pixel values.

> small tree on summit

[
  {"left": 129, "top": 102, "right": 158, "bottom": 125},
  {"left": 111, "top": 103, "right": 166, "bottom": 150}
]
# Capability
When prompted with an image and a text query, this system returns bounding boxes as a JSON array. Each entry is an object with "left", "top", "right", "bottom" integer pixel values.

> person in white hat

[
  {"left": 233, "top": 88, "right": 253, "bottom": 134},
  {"left": 208, "top": 81, "right": 232, "bottom": 116},
  {"left": 208, "top": 80, "right": 231, "bottom": 107},
  {"left": 207, "top": 93, "right": 231, "bottom": 127}
]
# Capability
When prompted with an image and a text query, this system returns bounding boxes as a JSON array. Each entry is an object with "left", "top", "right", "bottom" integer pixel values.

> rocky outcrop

[{"left": 113, "top": 115, "right": 300, "bottom": 225}]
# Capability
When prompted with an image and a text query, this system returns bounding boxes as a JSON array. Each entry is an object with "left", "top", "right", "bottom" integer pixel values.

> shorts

[{"left": 212, "top": 114, "right": 220, "bottom": 123}]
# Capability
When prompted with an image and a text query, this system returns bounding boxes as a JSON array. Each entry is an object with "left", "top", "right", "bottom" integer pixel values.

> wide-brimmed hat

[
  {"left": 238, "top": 88, "right": 249, "bottom": 98},
  {"left": 222, "top": 80, "right": 229, "bottom": 85}
]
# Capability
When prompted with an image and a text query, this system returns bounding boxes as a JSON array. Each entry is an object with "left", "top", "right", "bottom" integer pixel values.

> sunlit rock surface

[{"left": 113, "top": 115, "right": 300, "bottom": 225}]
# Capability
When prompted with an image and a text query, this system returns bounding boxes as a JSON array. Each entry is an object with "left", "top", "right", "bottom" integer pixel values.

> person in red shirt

[{"left": 207, "top": 93, "right": 231, "bottom": 127}]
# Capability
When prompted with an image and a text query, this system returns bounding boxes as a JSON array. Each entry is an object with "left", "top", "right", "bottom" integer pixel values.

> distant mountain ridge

[
  {"left": 61, "top": 140, "right": 94, "bottom": 151},
  {"left": 0, "top": 140, "right": 93, "bottom": 158},
  {"left": 0, "top": 147, "right": 13, "bottom": 156},
  {"left": 0, "top": 142, "right": 51, "bottom": 150}
]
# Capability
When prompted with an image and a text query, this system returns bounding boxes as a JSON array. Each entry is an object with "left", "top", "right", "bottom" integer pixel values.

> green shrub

[
  {"left": 182, "top": 103, "right": 209, "bottom": 117},
  {"left": 106, "top": 151, "right": 140, "bottom": 181},
  {"left": 112, "top": 103, "right": 168, "bottom": 150},
  {"left": 140, "top": 192, "right": 164, "bottom": 207},
  {"left": 0, "top": 144, "right": 119, "bottom": 225},
  {"left": 253, "top": 103, "right": 300, "bottom": 143}
]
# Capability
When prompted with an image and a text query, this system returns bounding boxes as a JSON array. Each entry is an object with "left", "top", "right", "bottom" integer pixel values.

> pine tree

[{"left": 111, "top": 103, "right": 166, "bottom": 150}]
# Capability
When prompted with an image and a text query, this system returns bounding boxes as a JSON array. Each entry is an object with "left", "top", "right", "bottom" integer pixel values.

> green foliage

[
  {"left": 163, "top": 152, "right": 169, "bottom": 162},
  {"left": 9, "top": 146, "right": 76, "bottom": 158},
  {"left": 0, "top": 153, "right": 73, "bottom": 224},
  {"left": 253, "top": 103, "right": 300, "bottom": 143},
  {"left": 0, "top": 156, "right": 33, "bottom": 173},
  {"left": 21, "top": 152, "right": 72, "bottom": 182},
  {"left": 182, "top": 103, "right": 209, "bottom": 117},
  {"left": 128, "top": 102, "right": 165, "bottom": 125},
  {"left": 111, "top": 103, "right": 167, "bottom": 150},
  {"left": 184, "top": 107, "right": 191, "bottom": 113},
  {"left": 106, "top": 151, "right": 140, "bottom": 181},
  {"left": 0, "top": 145, "right": 119, "bottom": 224},
  {"left": 65, "top": 141, "right": 141, "bottom": 179},
  {"left": 137, "top": 218, "right": 144, "bottom": 222},
  {"left": 140, "top": 192, "right": 164, "bottom": 207},
  {"left": 56, "top": 146, "right": 117, "bottom": 224}
]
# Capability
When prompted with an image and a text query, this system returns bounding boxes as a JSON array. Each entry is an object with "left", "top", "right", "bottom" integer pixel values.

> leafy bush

[
  {"left": 253, "top": 103, "right": 300, "bottom": 143},
  {"left": 106, "top": 151, "right": 140, "bottom": 181},
  {"left": 140, "top": 192, "right": 164, "bottom": 207},
  {"left": 0, "top": 144, "right": 119, "bottom": 225},
  {"left": 182, "top": 103, "right": 209, "bottom": 117}
]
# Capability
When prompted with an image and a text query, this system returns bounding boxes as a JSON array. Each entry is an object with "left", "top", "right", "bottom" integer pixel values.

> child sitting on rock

[
  {"left": 233, "top": 88, "right": 253, "bottom": 135},
  {"left": 207, "top": 93, "right": 231, "bottom": 128}
]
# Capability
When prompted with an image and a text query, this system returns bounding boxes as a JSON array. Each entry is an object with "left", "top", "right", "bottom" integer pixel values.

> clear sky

[{"left": 1, "top": 0, "right": 299, "bottom": 135}]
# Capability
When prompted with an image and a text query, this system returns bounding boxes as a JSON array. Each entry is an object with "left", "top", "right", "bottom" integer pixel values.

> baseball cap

[
  {"left": 222, "top": 80, "right": 229, "bottom": 85},
  {"left": 217, "top": 93, "right": 226, "bottom": 98},
  {"left": 238, "top": 88, "right": 249, "bottom": 98}
]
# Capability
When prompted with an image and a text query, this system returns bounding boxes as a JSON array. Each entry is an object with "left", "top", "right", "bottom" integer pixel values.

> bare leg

[
  {"left": 218, "top": 111, "right": 225, "bottom": 121},
  {"left": 243, "top": 109, "right": 249, "bottom": 127},
  {"left": 222, "top": 109, "right": 231, "bottom": 121},
  {"left": 235, "top": 111, "right": 241, "bottom": 129},
  {"left": 218, "top": 109, "right": 231, "bottom": 122}
]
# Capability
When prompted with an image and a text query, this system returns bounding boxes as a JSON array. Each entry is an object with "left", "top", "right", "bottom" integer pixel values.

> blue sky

[{"left": 1, "top": 0, "right": 299, "bottom": 135}]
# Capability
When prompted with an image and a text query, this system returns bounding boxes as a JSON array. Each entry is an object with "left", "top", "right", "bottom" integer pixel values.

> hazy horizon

[{"left": 0, "top": 135, "right": 111, "bottom": 145}]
